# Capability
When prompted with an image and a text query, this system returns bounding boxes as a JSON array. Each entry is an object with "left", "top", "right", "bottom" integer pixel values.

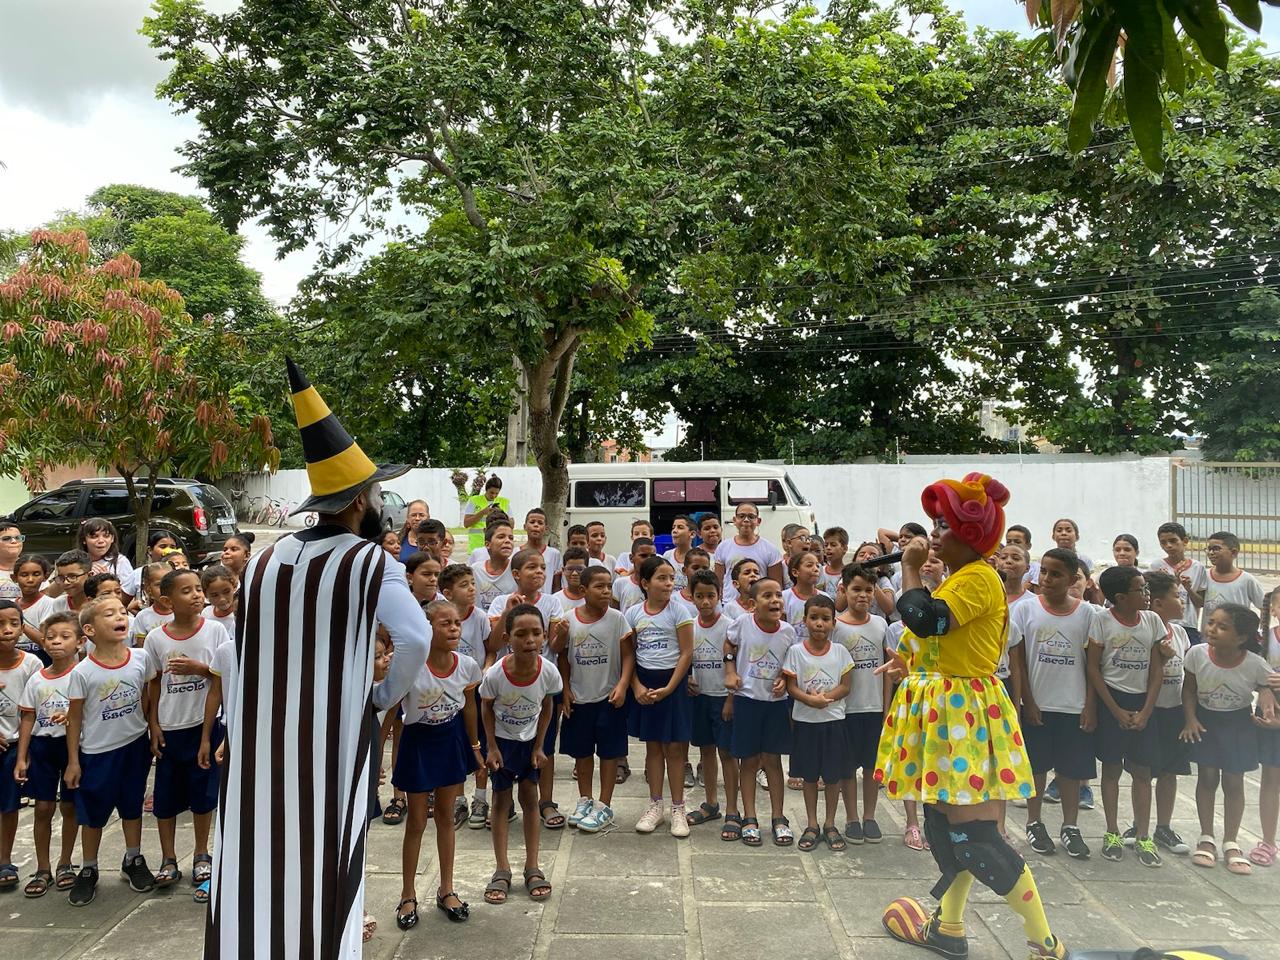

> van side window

[
  {"left": 727, "top": 479, "right": 788, "bottom": 506},
  {"left": 574, "top": 480, "right": 646, "bottom": 508}
]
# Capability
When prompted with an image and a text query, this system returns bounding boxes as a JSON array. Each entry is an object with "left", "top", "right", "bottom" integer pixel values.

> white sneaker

[
  {"left": 670, "top": 803, "right": 690, "bottom": 838},
  {"left": 579, "top": 803, "right": 615, "bottom": 833},
  {"left": 568, "top": 797, "right": 595, "bottom": 828},
  {"left": 756, "top": 768, "right": 768, "bottom": 787},
  {"left": 636, "top": 800, "right": 665, "bottom": 833}
]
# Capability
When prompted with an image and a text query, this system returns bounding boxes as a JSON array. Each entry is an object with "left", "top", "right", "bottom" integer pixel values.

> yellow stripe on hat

[
  {"left": 306, "top": 442, "right": 378, "bottom": 496},
  {"left": 291, "top": 385, "right": 331, "bottom": 430}
]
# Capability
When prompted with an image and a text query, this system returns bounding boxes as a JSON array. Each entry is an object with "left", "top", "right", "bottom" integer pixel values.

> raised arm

[{"left": 373, "top": 568, "right": 431, "bottom": 711}]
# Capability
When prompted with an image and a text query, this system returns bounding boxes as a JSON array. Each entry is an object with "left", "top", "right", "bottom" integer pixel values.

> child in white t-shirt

[
  {"left": 0, "top": 599, "right": 43, "bottom": 889},
  {"left": 720, "top": 558, "right": 760, "bottom": 622},
  {"left": 1151, "top": 522, "right": 1207, "bottom": 644},
  {"left": 782, "top": 595, "right": 853, "bottom": 851},
  {"left": 714, "top": 504, "right": 783, "bottom": 604},
  {"left": 617, "top": 519, "right": 654, "bottom": 575},
  {"left": 1202, "top": 531, "right": 1264, "bottom": 631},
  {"left": 677, "top": 547, "right": 713, "bottom": 608},
  {"left": 553, "top": 547, "right": 590, "bottom": 615},
  {"left": 818, "top": 527, "right": 848, "bottom": 599},
  {"left": 471, "top": 520, "right": 517, "bottom": 611},
  {"left": 685, "top": 569, "right": 737, "bottom": 835},
  {"left": 783, "top": 552, "right": 826, "bottom": 643},
  {"left": 144, "top": 568, "right": 227, "bottom": 891},
  {"left": 479, "top": 606, "right": 562, "bottom": 905},
  {"left": 557, "top": 567, "right": 634, "bottom": 833},
  {"left": 131, "top": 562, "right": 175, "bottom": 648},
  {"left": 613, "top": 538, "right": 657, "bottom": 611},
  {"left": 13, "top": 555, "right": 54, "bottom": 663},
  {"left": 199, "top": 564, "right": 238, "bottom": 640},
  {"left": 585, "top": 521, "right": 617, "bottom": 574},
  {"left": 663, "top": 515, "right": 696, "bottom": 592},
  {"left": 524, "top": 508, "right": 563, "bottom": 592},
  {"left": 441, "top": 563, "right": 494, "bottom": 830}
]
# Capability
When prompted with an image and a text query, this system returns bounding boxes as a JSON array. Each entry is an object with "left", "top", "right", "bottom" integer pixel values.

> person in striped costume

[{"left": 204, "top": 359, "right": 429, "bottom": 960}]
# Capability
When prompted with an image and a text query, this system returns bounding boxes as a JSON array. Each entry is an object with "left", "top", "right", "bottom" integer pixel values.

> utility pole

[{"left": 504, "top": 357, "right": 530, "bottom": 466}]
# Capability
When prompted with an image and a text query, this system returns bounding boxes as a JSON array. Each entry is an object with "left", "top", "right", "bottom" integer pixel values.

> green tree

[
  {"left": 0, "top": 230, "right": 278, "bottom": 562},
  {"left": 1196, "top": 289, "right": 1280, "bottom": 461}
]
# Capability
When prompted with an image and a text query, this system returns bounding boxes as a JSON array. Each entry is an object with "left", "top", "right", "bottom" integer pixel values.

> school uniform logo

[
  {"left": 693, "top": 636, "right": 723, "bottom": 673},
  {"left": 496, "top": 690, "right": 542, "bottom": 729},
  {"left": 572, "top": 631, "right": 610, "bottom": 667},
  {"left": 0, "top": 686, "right": 17, "bottom": 720},
  {"left": 635, "top": 620, "right": 669, "bottom": 655},
  {"left": 1198, "top": 679, "right": 1245, "bottom": 711},
  {"left": 1035, "top": 629, "right": 1078, "bottom": 667},
  {"left": 746, "top": 645, "right": 782, "bottom": 680},
  {"left": 845, "top": 634, "right": 882, "bottom": 670},
  {"left": 1108, "top": 636, "right": 1150, "bottom": 673},
  {"left": 34, "top": 684, "right": 70, "bottom": 728},
  {"left": 96, "top": 678, "right": 142, "bottom": 722},
  {"left": 415, "top": 687, "right": 463, "bottom": 724},
  {"left": 164, "top": 652, "right": 208, "bottom": 696},
  {"left": 799, "top": 664, "right": 838, "bottom": 696}
]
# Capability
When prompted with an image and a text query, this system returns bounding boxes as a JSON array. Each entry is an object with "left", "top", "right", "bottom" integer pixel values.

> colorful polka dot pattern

[{"left": 874, "top": 674, "right": 1033, "bottom": 804}]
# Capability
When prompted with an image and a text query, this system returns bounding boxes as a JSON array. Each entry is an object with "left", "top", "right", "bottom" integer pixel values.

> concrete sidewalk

[{"left": 4, "top": 742, "right": 1278, "bottom": 960}]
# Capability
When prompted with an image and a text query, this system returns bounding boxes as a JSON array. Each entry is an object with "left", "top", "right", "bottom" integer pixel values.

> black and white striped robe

[{"left": 206, "top": 525, "right": 429, "bottom": 959}]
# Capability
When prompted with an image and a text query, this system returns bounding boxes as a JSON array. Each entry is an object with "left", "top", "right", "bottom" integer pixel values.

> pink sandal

[
  {"left": 1249, "top": 841, "right": 1277, "bottom": 867},
  {"left": 904, "top": 825, "right": 926, "bottom": 851}
]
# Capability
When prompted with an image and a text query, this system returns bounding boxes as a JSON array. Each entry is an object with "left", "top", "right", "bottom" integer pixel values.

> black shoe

[
  {"left": 1101, "top": 832, "right": 1124, "bottom": 861},
  {"left": 68, "top": 866, "right": 98, "bottom": 906},
  {"left": 1026, "top": 821, "right": 1056, "bottom": 855},
  {"left": 1153, "top": 825, "right": 1190, "bottom": 855},
  {"left": 1121, "top": 824, "right": 1137, "bottom": 847},
  {"left": 120, "top": 854, "right": 155, "bottom": 892},
  {"left": 436, "top": 891, "right": 470, "bottom": 923},
  {"left": 1060, "top": 825, "right": 1091, "bottom": 859},
  {"left": 396, "top": 897, "right": 419, "bottom": 930},
  {"left": 884, "top": 907, "right": 969, "bottom": 959},
  {"left": 863, "top": 818, "right": 883, "bottom": 843}
]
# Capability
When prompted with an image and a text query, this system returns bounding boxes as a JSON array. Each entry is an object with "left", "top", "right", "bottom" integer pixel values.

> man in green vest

[{"left": 463, "top": 475, "right": 511, "bottom": 551}]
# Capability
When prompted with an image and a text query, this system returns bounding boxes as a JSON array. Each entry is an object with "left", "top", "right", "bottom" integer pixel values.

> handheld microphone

[{"left": 859, "top": 550, "right": 904, "bottom": 568}]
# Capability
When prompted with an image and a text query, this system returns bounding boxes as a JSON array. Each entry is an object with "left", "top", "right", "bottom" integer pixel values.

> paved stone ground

[{"left": 5, "top": 742, "right": 1278, "bottom": 960}]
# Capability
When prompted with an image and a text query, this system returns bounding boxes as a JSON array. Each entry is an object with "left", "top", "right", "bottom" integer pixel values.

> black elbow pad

[{"left": 898, "top": 588, "right": 950, "bottom": 638}]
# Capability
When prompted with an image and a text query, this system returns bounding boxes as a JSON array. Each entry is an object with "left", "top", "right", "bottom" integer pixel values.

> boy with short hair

[
  {"left": 64, "top": 596, "right": 160, "bottom": 905},
  {"left": 697, "top": 515, "right": 723, "bottom": 556},
  {"left": 1150, "top": 522, "right": 1207, "bottom": 645},
  {"left": 1005, "top": 525, "right": 1039, "bottom": 588},
  {"left": 415, "top": 518, "right": 448, "bottom": 564},
  {"left": 778, "top": 523, "right": 809, "bottom": 589},
  {"left": 15, "top": 611, "right": 83, "bottom": 897},
  {"left": 613, "top": 538, "right": 657, "bottom": 612},
  {"left": 664, "top": 516, "right": 696, "bottom": 591},
  {"left": 0, "top": 599, "right": 43, "bottom": 891},
  {"left": 678, "top": 548, "right": 713, "bottom": 607},
  {"left": 685, "top": 569, "right": 738, "bottom": 833},
  {"left": 471, "top": 520, "right": 517, "bottom": 611},
  {"left": 524, "top": 508, "right": 564, "bottom": 592},
  {"left": 553, "top": 547, "right": 590, "bottom": 614},
  {"left": 566, "top": 525, "right": 590, "bottom": 554},
  {"left": 48, "top": 550, "right": 93, "bottom": 619},
  {"left": 819, "top": 527, "right": 848, "bottom": 597},
  {"left": 721, "top": 559, "right": 760, "bottom": 622},
  {"left": 616, "top": 520, "right": 654, "bottom": 575},
  {"left": 1087, "top": 565, "right": 1168, "bottom": 866},
  {"left": 1201, "top": 530, "right": 1263, "bottom": 631},
  {"left": 585, "top": 521, "right": 616, "bottom": 573},
  {"left": 440, "top": 562, "right": 494, "bottom": 828}
]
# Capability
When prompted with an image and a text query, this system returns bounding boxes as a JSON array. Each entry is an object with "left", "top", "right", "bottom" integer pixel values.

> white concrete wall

[{"left": 230, "top": 457, "right": 1174, "bottom": 565}]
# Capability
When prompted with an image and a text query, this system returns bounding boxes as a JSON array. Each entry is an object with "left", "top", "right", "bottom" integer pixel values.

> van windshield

[{"left": 784, "top": 473, "right": 809, "bottom": 506}]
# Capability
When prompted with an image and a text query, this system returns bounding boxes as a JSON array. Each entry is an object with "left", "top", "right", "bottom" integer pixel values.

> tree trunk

[
  {"left": 525, "top": 337, "right": 580, "bottom": 547},
  {"left": 121, "top": 468, "right": 158, "bottom": 567}
]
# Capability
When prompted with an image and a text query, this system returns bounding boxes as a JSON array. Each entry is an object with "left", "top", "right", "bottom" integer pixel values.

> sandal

[
  {"left": 1224, "top": 842, "right": 1253, "bottom": 875},
  {"left": 742, "top": 817, "right": 762, "bottom": 847},
  {"left": 539, "top": 800, "right": 566, "bottom": 829},
  {"left": 23, "top": 869, "right": 52, "bottom": 898},
  {"left": 824, "top": 826, "right": 847, "bottom": 851},
  {"left": 55, "top": 864, "right": 78, "bottom": 891},
  {"left": 155, "top": 858, "right": 182, "bottom": 888},
  {"left": 786, "top": 777, "right": 804, "bottom": 790},
  {"left": 1249, "top": 841, "right": 1277, "bottom": 867},
  {"left": 772, "top": 816, "right": 794, "bottom": 846},
  {"left": 192, "top": 853, "right": 212, "bottom": 886},
  {"left": 523, "top": 867, "right": 552, "bottom": 901},
  {"left": 484, "top": 869, "right": 512, "bottom": 904},
  {"left": 721, "top": 813, "right": 743, "bottom": 842},
  {"left": 687, "top": 802, "right": 722, "bottom": 826},
  {"left": 382, "top": 796, "right": 406, "bottom": 826},
  {"left": 904, "top": 825, "right": 926, "bottom": 851},
  {"left": 194, "top": 879, "right": 210, "bottom": 904},
  {"left": 798, "top": 826, "right": 821, "bottom": 851},
  {"left": 396, "top": 897, "right": 419, "bottom": 930},
  {"left": 1192, "top": 835, "right": 1217, "bottom": 868},
  {"left": 0, "top": 863, "right": 17, "bottom": 889},
  {"left": 616, "top": 762, "right": 631, "bottom": 784},
  {"left": 361, "top": 912, "right": 376, "bottom": 942}
]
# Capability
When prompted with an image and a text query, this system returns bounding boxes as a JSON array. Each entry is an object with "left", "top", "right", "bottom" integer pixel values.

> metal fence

[{"left": 1172, "top": 460, "right": 1280, "bottom": 575}]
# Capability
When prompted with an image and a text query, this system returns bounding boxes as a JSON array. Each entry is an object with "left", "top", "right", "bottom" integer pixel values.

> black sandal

[
  {"left": 155, "top": 858, "right": 182, "bottom": 888},
  {"left": 798, "top": 826, "right": 821, "bottom": 851},
  {"left": 484, "top": 869, "right": 512, "bottom": 904},
  {"left": 23, "top": 869, "right": 52, "bottom": 898},
  {"left": 824, "top": 826, "right": 847, "bottom": 851},
  {"left": 721, "top": 813, "right": 743, "bottom": 841},
  {"left": 382, "top": 797, "right": 406, "bottom": 826},
  {"left": 687, "top": 802, "right": 722, "bottom": 826},
  {"left": 396, "top": 897, "right": 419, "bottom": 930},
  {"left": 54, "top": 864, "right": 77, "bottom": 891},
  {"left": 436, "top": 891, "right": 469, "bottom": 923}
]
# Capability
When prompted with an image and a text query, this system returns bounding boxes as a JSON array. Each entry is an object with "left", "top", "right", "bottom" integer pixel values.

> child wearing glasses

[{"left": 713, "top": 503, "right": 783, "bottom": 605}]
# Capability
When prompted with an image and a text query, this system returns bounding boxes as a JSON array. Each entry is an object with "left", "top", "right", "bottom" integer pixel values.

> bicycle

[
  {"left": 238, "top": 496, "right": 263, "bottom": 524},
  {"left": 273, "top": 501, "right": 297, "bottom": 528}
]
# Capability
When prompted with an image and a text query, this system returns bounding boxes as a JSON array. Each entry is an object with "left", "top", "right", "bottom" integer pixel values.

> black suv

[{"left": 4, "top": 477, "right": 239, "bottom": 565}]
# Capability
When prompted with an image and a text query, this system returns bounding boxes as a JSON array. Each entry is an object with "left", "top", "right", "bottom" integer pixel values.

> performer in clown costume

[{"left": 877, "top": 473, "right": 1066, "bottom": 960}]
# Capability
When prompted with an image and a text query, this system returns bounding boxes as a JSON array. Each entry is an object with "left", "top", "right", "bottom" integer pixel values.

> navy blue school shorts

[
  {"left": 690, "top": 693, "right": 732, "bottom": 751},
  {"left": 842, "top": 711, "right": 884, "bottom": 773},
  {"left": 1022, "top": 710, "right": 1097, "bottom": 782},
  {"left": 730, "top": 695, "right": 791, "bottom": 759},
  {"left": 74, "top": 733, "right": 152, "bottom": 829},
  {"left": 1094, "top": 687, "right": 1160, "bottom": 769},
  {"left": 1150, "top": 706, "right": 1191, "bottom": 776},
  {"left": 490, "top": 736, "right": 541, "bottom": 793},
  {"left": 153, "top": 723, "right": 221, "bottom": 819},
  {"left": 558, "top": 698, "right": 629, "bottom": 760},
  {"left": 24, "top": 736, "right": 79, "bottom": 805},
  {"left": 0, "top": 747, "right": 19, "bottom": 814}
]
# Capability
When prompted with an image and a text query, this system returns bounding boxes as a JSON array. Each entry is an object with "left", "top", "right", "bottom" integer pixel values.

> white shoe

[
  {"left": 568, "top": 796, "right": 595, "bottom": 828},
  {"left": 579, "top": 803, "right": 614, "bottom": 833},
  {"left": 756, "top": 768, "right": 768, "bottom": 787},
  {"left": 636, "top": 800, "right": 665, "bottom": 833},
  {"left": 670, "top": 803, "right": 690, "bottom": 838}
]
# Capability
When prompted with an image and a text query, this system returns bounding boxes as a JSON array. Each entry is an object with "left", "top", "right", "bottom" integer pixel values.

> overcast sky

[{"left": 2, "top": 0, "right": 1276, "bottom": 309}]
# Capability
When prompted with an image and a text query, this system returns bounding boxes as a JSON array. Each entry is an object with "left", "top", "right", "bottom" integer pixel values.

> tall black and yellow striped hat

[{"left": 287, "top": 358, "right": 409, "bottom": 515}]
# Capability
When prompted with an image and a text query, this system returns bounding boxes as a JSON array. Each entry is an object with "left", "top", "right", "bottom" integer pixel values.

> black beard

[{"left": 358, "top": 505, "right": 385, "bottom": 542}]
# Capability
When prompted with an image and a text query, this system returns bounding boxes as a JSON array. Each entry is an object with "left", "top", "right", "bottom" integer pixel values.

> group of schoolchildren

[
  {"left": 4, "top": 503, "right": 1280, "bottom": 931},
  {"left": 0, "top": 517, "right": 253, "bottom": 907}
]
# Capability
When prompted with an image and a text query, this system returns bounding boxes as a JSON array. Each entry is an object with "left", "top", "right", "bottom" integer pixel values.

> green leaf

[
  {"left": 1178, "top": 0, "right": 1230, "bottom": 69},
  {"left": 1067, "top": 13, "right": 1121, "bottom": 152},
  {"left": 1224, "top": 0, "right": 1264, "bottom": 31},
  {"left": 1123, "top": 50, "right": 1166, "bottom": 172},
  {"left": 1161, "top": 4, "right": 1186, "bottom": 95}
]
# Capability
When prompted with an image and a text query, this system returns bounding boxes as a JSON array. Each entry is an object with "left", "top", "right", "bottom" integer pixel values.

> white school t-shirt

[
  {"left": 209, "top": 640, "right": 240, "bottom": 734},
  {"left": 1267, "top": 626, "right": 1280, "bottom": 673},
  {"left": 131, "top": 606, "right": 174, "bottom": 648},
  {"left": 488, "top": 591, "right": 563, "bottom": 657},
  {"left": 535, "top": 545, "right": 563, "bottom": 589},
  {"left": 564, "top": 607, "right": 632, "bottom": 704},
  {"left": 202, "top": 605, "right": 236, "bottom": 640},
  {"left": 1156, "top": 623, "right": 1191, "bottom": 709},
  {"left": 19, "top": 663, "right": 77, "bottom": 739},
  {"left": 662, "top": 549, "right": 690, "bottom": 591},
  {"left": 832, "top": 613, "right": 889, "bottom": 713},
  {"left": 1089, "top": 607, "right": 1168, "bottom": 695},
  {"left": 402, "top": 652, "right": 481, "bottom": 727},
  {"left": 144, "top": 618, "right": 229, "bottom": 731},
  {"left": 612, "top": 576, "right": 645, "bottom": 613},
  {"left": 1011, "top": 597, "right": 1094, "bottom": 714},
  {"left": 783, "top": 641, "right": 853, "bottom": 723},
  {"left": 625, "top": 599, "right": 695, "bottom": 671},
  {"left": 727, "top": 615, "right": 795, "bottom": 703},
  {"left": 589, "top": 554, "right": 618, "bottom": 575},
  {"left": 0, "top": 652, "right": 43, "bottom": 743},
  {"left": 715, "top": 538, "right": 783, "bottom": 603},
  {"left": 1147, "top": 558, "right": 1208, "bottom": 628},
  {"left": 478, "top": 655, "right": 563, "bottom": 742},
  {"left": 690, "top": 613, "right": 730, "bottom": 698},
  {"left": 552, "top": 589, "right": 587, "bottom": 616},
  {"left": 1183, "top": 644, "right": 1273, "bottom": 712},
  {"left": 17, "top": 595, "right": 57, "bottom": 658},
  {"left": 783, "top": 587, "right": 830, "bottom": 643},
  {"left": 817, "top": 566, "right": 844, "bottom": 599},
  {"left": 1201, "top": 570, "right": 1265, "bottom": 629},
  {"left": 67, "top": 648, "right": 157, "bottom": 753},
  {"left": 471, "top": 560, "right": 517, "bottom": 612},
  {"left": 91, "top": 554, "right": 138, "bottom": 597},
  {"left": 998, "top": 590, "right": 1037, "bottom": 680},
  {"left": 457, "top": 606, "right": 490, "bottom": 662},
  {"left": 720, "top": 597, "right": 753, "bottom": 622}
]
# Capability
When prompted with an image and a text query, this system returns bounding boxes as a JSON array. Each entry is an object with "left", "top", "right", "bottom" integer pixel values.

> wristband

[
  {"left": 471, "top": 741, "right": 482, "bottom": 749},
  {"left": 723, "top": 654, "right": 735, "bottom": 664}
]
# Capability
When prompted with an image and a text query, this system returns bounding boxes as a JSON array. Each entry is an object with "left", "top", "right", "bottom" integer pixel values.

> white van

[{"left": 563, "top": 462, "right": 816, "bottom": 555}]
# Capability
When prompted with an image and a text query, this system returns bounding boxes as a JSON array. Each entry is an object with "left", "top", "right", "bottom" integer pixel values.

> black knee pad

[
  {"left": 923, "top": 805, "right": 959, "bottom": 877},
  {"left": 948, "top": 819, "right": 1025, "bottom": 896}
]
